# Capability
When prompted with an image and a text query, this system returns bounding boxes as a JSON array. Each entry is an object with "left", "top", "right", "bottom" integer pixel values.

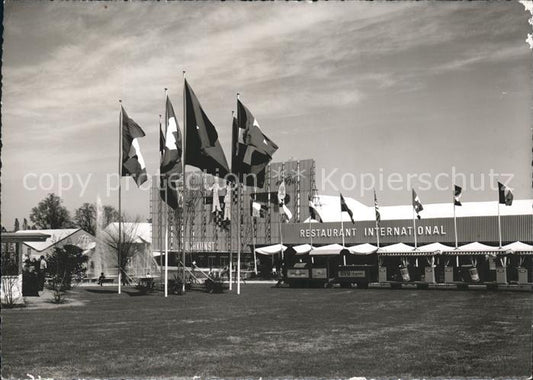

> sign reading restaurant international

[
  {"left": 283, "top": 215, "right": 532, "bottom": 246},
  {"left": 301, "top": 225, "right": 447, "bottom": 239}
]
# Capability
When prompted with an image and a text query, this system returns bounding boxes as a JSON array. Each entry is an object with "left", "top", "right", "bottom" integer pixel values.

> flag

[
  {"left": 223, "top": 184, "right": 232, "bottom": 222},
  {"left": 161, "top": 96, "right": 182, "bottom": 176},
  {"left": 277, "top": 180, "right": 292, "bottom": 222},
  {"left": 232, "top": 99, "right": 278, "bottom": 187},
  {"left": 251, "top": 201, "right": 268, "bottom": 218},
  {"left": 210, "top": 183, "right": 225, "bottom": 229},
  {"left": 454, "top": 185, "right": 463, "bottom": 206},
  {"left": 308, "top": 195, "right": 323, "bottom": 223},
  {"left": 278, "top": 179, "right": 286, "bottom": 205},
  {"left": 340, "top": 193, "right": 355, "bottom": 224},
  {"left": 160, "top": 97, "right": 182, "bottom": 210},
  {"left": 184, "top": 79, "right": 230, "bottom": 178},
  {"left": 498, "top": 182, "right": 513, "bottom": 206},
  {"left": 412, "top": 189, "right": 424, "bottom": 219},
  {"left": 121, "top": 106, "right": 147, "bottom": 187},
  {"left": 280, "top": 203, "right": 293, "bottom": 222},
  {"left": 374, "top": 190, "right": 381, "bottom": 224}
]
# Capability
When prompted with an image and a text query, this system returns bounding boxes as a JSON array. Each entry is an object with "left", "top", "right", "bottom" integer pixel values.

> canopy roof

[
  {"left": 443, "top": 241, "right": 500, "bottom": 255},
  {"left": 414, "top": 242, "right": 453, "bottom": 254},
  {"left": 2, "top": 232, "right": 51, "bottom": 243},
  {"left": 377, "top": 243, "right": 414, "bottom": 255},
  {"left": 255, "top": 244, "right": 287, "bottom": 255},
  {"left": 501, "top": 241, "right": 533, "bottom": 254},
  {"left": 17, "top": 228, "right": 82, "bottom": 252},
  {"left": 347, "top": 243, "right": 378, "bottom": 255},
  {"left": 309, "top": 243, "right": 345, "bottom": 256},
  {"left": 292, "top": 244, "right": 314, "bottom": 255}
]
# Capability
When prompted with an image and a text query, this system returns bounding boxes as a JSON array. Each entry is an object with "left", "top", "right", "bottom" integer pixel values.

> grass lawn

[{"left": 1, "top": 284, "right": 531, "bottom": 379}]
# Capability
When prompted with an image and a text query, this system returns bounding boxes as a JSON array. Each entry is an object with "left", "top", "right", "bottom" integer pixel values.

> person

[
  {"left": 38, "top": 255, "right": 47, "bottom": 282},
  {"left": 98, "top": 272, "right": 106, "bottom": 286},
  {"left": 38, "top": 255, "right": 47, "bottom": 291}
]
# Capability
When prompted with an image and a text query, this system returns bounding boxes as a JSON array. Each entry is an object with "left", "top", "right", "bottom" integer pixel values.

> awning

[
  {"left": 255, "top": 244, "right": 287, "bottom": 255},
  {"left": 292, "top": 244, "right": 314, "bottom": 255},
  {"left": 377, "top": 242, "right": 416, "bottom": 256},
  {"left": 413, "top": 242, "right": 452, "bottom": 254},
  {"left": 443, "top": 242, "right": 500, "bottom": 256},
  {"left": 347, "top": 243, "right": 378, "bottom": 255},
  {"left": 501, "top": 241, "right": 533, "bottom": 254},
  {"left": 309, "top": 243, "right": 345, "bottom": 256}
]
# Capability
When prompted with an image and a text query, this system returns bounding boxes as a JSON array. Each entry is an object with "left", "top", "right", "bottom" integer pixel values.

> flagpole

[
  {"left": 253, "top": 191, "right": 258, "bottom": 275},
  {"left": 341, "top": 199, "right": 346, "bottom": 266},
  {"left": 309, "top": 198, "right": 313, "bottom": 247},
  {"left": 412, "top": 199, "right": 418, "bottom": 249},
  {"left": 229, "top": 112, "right": 234, "bottom": 291},
  {"left": 158, "top": 114, "right": 164, "bottom": 289},
  {"left": 118, "top": 100, "right": 122, "bottom": 295},
  {"left": 374, "top": 189, "right": 380, "bottom": 249},
  {"left": 181, "top": 71, "right": 187, "bottom": 294},
  {"left": 164, "top": 88, "right": 169, "bottom": 298},
  {"left": 236, "top": 93, "right": 241, "bottom": 295},
  {"left": 453, "top": 191, "right": 458, "bottom": 249},
  {"left": 498, "top": 200, "right": 502, "bottom": 248}
]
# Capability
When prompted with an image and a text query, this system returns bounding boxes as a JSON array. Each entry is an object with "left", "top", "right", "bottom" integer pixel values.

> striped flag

[
  {"left": 121, "top": 106, "right": 147, "bottom": 187},
  {"left": 454, "top": 185, "right": 463, "bottom": 206},
  {"left": 340, "top": 193, "right": 355, "bottom": 224},
  {"left": 412, "top": 189, "right": 423, "bottom": 219},
  {"left": 498, "top": 182, "right": 513, "bottom": 206},
  {"left": 374, "top": 190, "right": 381, "bottom": 224}
]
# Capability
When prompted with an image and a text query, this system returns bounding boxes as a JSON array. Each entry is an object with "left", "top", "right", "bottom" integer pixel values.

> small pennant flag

[
  {"left": 121, "top": 106, "right": 147, "bottom": 187},
  {"left": 498, "top": 182, "right": 513, "bottom": 206},
  {"left": 374, "top": 190, "right": 381, "bottom": 224},
  {"left": 340, "top": 193, "right": 355, "bottom": 224},
  {"left": 251, "top": 201, "right": 268, "bottom": 218},
  {"left": 454, "top": 185, "right": 463, "bottom": 206},
  {"left": 412, "top": 189, "right": 423, "bottom": 219},
  {"left": 308, "top": 195, "right": 323, "bottom": 223}
]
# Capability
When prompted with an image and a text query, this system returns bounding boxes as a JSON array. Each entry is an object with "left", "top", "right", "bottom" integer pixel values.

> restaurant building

[{"left": 150, "top": 159, "right": 532, "bottom": 280}]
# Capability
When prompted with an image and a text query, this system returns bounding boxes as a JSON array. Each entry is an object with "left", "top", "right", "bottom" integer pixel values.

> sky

[{"left": 2, "top": 1, "right": 532, "bottom": 226}]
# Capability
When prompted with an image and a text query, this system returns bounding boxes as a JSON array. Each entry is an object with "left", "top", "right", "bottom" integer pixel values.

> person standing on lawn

[{"left": 38, "top": 255, "right": 47, "bottom": 291}]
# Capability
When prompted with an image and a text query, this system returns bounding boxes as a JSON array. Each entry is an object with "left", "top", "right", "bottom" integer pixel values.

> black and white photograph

[{"left": 1, "top": 1, "right": 532, "bottom": 379}]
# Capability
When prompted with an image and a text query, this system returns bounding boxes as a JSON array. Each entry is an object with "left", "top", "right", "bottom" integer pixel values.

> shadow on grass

[{"left": 85, "top": 288, "right": 120, "bottom": 294}]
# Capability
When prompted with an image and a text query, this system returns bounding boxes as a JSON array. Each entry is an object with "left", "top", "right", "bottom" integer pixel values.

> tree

[
  {"left": 74, "top": 203, "right": 96, "bottom": 235},
  {"left": 13, "top": 218, "right": 19, "bottom": 232},
  {"left": 103, "top": 205, "right": 120, "bottom": 228},
  {"left": 30, "top": 193, "right": 72, "bottom": 229},
  {"left": 46, "top": 245, "right": 88, "bottom": 290},
  {"left": 22, "top": 218, "right": 29, "bottom": 230},
  {"left": 101, "top": 216, "right": 143, "bottom": 285}
]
